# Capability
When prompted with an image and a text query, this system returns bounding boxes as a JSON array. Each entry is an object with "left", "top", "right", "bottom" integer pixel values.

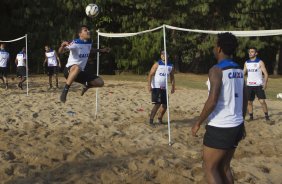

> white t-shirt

[
  {"left": 65, "top": 39, "right": 92, "bottom": 71},
  {"left": 16, "top": 51, "right": 26, "bottom": 67},
  {"left": 45, "top": 50, "right": 58, "bottom": 66},
  {"left": 151, "top": 60, "right": 173, "bottom": 89},
  {"left": 207, "top": 59, "right": 244, "bottom": 128},
  {"left": 0, "top": 49, "right": 9, "bottom": 67},
  {"left": 245, "top": 58, "right": 263, "bottom": 86}
]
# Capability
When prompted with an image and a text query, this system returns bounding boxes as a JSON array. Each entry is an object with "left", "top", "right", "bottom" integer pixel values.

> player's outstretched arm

[
  {"left": 91, "top": 47, "right": 111, "bottom": 53},
  {"left": 58, "top": 41, "right": 70, "bottom": 54}
]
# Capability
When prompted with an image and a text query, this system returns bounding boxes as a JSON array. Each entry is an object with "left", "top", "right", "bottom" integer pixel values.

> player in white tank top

[
  {"left": 58, "top": 25, "right": 110, "bottom": 103},
  {"left": 148, "top": 51, "right": 175, "bottom": 126},
  {"left": 191, "top": 33, "right": 247, "bottom": 184},
  {"left": 43, "top": 45, "right": 61, "bottom": 89},
  {"left": 244, "top": 47, "right": 270, "bottom": 121},
  {"left": 0, "top": 43, "right": 9, "bottom": 89},
  {"left": 15, "top": 47, "right": 27, "bottom": 90}
]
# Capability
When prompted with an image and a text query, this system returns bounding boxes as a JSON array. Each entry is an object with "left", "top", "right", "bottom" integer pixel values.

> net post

[
  {"left": 25, "top": 34, "right": 29, "bottom": 96},
  {"left": 95, "top": 32, "right": 100, "bottom": 119},
  {"left": 163, "top": 25, "right": 172, "bottom": 145}
]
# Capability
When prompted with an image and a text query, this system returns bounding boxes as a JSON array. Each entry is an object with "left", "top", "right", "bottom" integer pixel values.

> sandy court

[{"left": 0, "top": 76, "right": 281, "bottom": 184}]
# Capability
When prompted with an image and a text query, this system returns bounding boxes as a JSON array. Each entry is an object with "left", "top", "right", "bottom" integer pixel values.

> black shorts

[
  {"left": 151, "top": 88, "right": 167, "bottom": 105},
  {"left": 0, "top": 67, "right": 8, "bottom": 77},
  {"left": 247, "top": 86, "right": 266, "bottom": 101},
  {"left": 63, "top": 66, "right": 99, "bottom": 85},
  {"left": 203, "top": 123, "right": 245, "bottom": 150},
  {"left": 47, "top": 66, "right": 59, "bottom": 76},
  {"left": 17, "top": 66, "right": 26, "bottom": 77}
]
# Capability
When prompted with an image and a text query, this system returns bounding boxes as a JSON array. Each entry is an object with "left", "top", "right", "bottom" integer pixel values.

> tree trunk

[
  {"left": 273, "top": 46, "right": 280, "bottom": 75},
  {"left": 278, "top": 45, "right": 282, "bottom": 75}
]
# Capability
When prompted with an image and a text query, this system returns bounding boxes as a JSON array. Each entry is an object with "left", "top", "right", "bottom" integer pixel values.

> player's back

[{"left": 208, "top": 59, "right": 244, "bottom": 128}]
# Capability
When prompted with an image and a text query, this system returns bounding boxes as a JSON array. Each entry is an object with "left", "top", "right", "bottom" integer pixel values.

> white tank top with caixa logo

[
  {"left": 151, "top": 60, "right": 173, "bottom": 89},
  {"left": 65, "top": 39, "right": 92, "bottom": 71},
  {"left": 45, "top": 50, "right": 58, "bottom": 67},
  {"left": 0, "top": 49, "right": 9, "bottom": 67},
  {"left": 207, "top": 59, "right": 244, "bottom": 128},
  {"left": 16, "top": 51, "right": 26, "bottom": 67},
  {"left": 246, "top": 58, "right": 263, "bottom": 86}
]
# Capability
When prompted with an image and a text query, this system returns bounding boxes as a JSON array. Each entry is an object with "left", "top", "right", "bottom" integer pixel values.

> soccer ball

[
  {"left": 277, "top": 93, "right": 282, "bottom": 99},
  {"left": 85, "top": 4, "right": 99, "bottom": 18}
]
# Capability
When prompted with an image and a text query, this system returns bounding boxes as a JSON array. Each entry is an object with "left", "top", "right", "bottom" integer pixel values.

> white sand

[{"left": 0, "top": 76, "right": 281, "bottom": 183}]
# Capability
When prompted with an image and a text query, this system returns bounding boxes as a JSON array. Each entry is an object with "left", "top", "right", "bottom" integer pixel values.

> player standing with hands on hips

[{"left": 58, "top": 25, "right": 110, "bottom": 103}]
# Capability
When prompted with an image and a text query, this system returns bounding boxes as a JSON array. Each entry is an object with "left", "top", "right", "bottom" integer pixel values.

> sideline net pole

[
  {"left": 25, "top": 34, "right": 29, "bottom": 96},
  {"left": 163, "top": 25, "right": 172, "bottom": 146},
  {"left": 95, "top": 32, "right": 100, "bottom": 119}
]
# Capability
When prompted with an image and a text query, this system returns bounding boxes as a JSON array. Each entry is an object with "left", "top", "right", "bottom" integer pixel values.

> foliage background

[{"left": 0, "top": 0, "right": 281, "bottom": 74}]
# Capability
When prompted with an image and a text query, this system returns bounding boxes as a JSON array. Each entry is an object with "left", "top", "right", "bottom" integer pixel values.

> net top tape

[
  {"left": 98, "top": 24, "right": 282, "bottom": 38},
  {"left": 0, "top": 35, "right": 26, "bottom": 43}
]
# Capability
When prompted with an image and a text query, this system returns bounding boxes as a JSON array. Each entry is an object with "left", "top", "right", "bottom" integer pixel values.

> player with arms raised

[{"left": 58, "top": 25, "right": 109, "bottom": 103}]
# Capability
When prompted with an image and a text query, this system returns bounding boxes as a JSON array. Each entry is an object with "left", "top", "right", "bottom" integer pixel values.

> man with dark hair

[
  {"left": 58, "top": 25, "right": 110, "bottom": 103},
  {"left": 15, "top": 47, "right": 27, "bottom": 90},
  {"left": 43, "top": 45, "right": 61, "bottom": 89},
  {"left": 192, "top": 32, "right": 247, "bottom": 184},
  {"left": 148, "top": 51, "right": 175, "bottom": 127},
  {"left": 244, "top": 47, "right": 270, "bottom": 121},
  {"left": 0, "top": 43, "right": 9, "bottom": 89}
]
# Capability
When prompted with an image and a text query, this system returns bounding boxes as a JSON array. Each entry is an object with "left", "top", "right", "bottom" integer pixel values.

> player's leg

[
  {"left": 157, "top": 104, "right": 167, "bottom": 124},
  {"left": 17, "top": 76, "right": 23, "bottom": 89},
  {"left": 66, "top": 65, "right": 80, "bottom": 86},
  {"left": 47, "top": 67, "right": 52, "bottom": 88},
  {"left": 0, "top": 70, "right": 4, "bottom": 84},
  {"left": 257, "top": 86, "right": 269, "bottom": 120},
  {"left": 20, "top": 76, "right": 26, "bottom": 84},
  {"left": 81, "top": 74, "right": 104, "bottom": 96},
  {"left": 247, "top": 86, "right": 255, "bottom": 120},
  {"left": 3, "top": 75, "right": 8, "bottom": 89},
  {"left": 16, "top": 67, "right": 22, "bottom": 89},
  {"left": 150, "top": 104, "right": 161, "bottom": 126},
  {"left": 55, "top": 67, "right": 59, "bottom": 88},
  {"left": 157, "top": 89, "right": 168, "bottom": 124},
  {"left": 60, "top": 65, "right": 81, "bottom": 103},
  {"left": 88, "top": 77, "right": 104, "bottom": 87},
  {"left": 17, "top": 67, "right": 26, "bottom": 89},
  {"left": 149, "top": 88, "right": 161, "bottom": 126},
  {"left": 55, "top": 74, "right": 59, "bottom": 88},
  {"left": 48, "top": 75, "right": 52, "bottom": 88},
  {"left": 259, "top": 99, "right": 268, "bottom": 113},
  {"left": 218, "top": 123, "right": 245, "bottom": 184},
  {"left": 218, "top": 148, "right": 236, "bottom": 184},
  {"left": 203, "top": 146, "right": 227, "bottom": 184},
  {"left": 54, "top": 66, "right": 59, "bottom": 88},
  {"left": 3, "top": 68, "right": 8, "bottom": 89}
]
